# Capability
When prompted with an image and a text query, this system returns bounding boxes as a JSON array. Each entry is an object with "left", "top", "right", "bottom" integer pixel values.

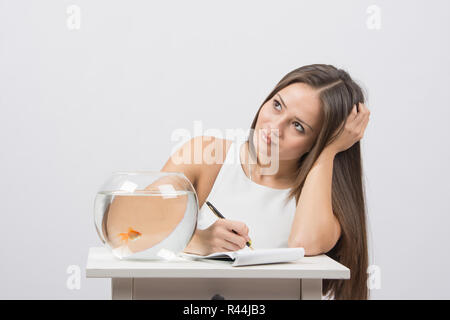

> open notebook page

[{"left": 180, "top": 247, "right": 305, "bottom": 266}]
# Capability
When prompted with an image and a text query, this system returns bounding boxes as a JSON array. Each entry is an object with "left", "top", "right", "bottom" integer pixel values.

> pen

[{"left": 205, "top": 201, "right": 254, "bottom": 250}]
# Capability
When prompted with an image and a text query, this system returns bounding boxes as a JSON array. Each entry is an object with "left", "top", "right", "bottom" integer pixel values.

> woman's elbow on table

[
  {"left": 288, "top": 236, "right": 323, "bottom": 256},
  {"left": 288, "top": 215, "right": 342, "bottom": 256},
  {"left": 288, "top": 230, "right": 341, "bottom": 256}
]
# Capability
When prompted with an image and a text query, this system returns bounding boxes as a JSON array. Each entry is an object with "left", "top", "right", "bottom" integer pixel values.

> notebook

[{"left": 180, "top": 247, "right": 305, "bottom": 267}]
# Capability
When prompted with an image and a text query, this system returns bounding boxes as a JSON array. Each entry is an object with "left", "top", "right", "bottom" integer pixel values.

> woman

[{"left": 162, "top": 64, "right": 371, "bottom": 300}]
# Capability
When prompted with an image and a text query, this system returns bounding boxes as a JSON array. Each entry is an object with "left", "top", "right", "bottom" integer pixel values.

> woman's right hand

[{"left": 200, "top": 219, "right": 251, "bottom": 255}]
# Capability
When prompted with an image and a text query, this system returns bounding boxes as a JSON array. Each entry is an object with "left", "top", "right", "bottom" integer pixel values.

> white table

[{"left": 86, "top": 247, "right": 350, "bottom": 300}]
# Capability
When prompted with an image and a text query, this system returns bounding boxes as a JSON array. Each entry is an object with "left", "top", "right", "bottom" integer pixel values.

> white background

[{"left": 1, "top": 0, "right": 449, "bottom": 299}]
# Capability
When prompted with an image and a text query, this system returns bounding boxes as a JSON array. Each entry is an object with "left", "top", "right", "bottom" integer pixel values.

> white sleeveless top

[{"left": 197, "top": 139, "right": 297, "bottom": 249}]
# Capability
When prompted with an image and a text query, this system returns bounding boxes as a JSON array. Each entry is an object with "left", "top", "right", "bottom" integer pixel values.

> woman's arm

[
  {"left": 289, "top": 103, "right": 370, "bottom": 255},
  {"left": 288, "top": 147, "right": 341, "bottom": 256}
]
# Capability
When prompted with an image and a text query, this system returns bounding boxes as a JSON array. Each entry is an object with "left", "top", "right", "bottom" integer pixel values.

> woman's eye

[
  {"left": 273, "top": 100, "right": 282, "bottom": 110},
  {"left": 293, "top": 121, "right": 304, "bottom": 133}
]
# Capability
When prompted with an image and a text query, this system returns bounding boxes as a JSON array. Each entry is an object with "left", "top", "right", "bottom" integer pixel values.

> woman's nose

[
  {"left": 267, "top": 126, "right": 281, "bottom": 142},
  {"left": 270, "top": 127, "right": 280, "bottom": 136},
  {"left": 271, "top": 116, "right": 286, "bottom": 135},
  {"left": 269, "top": 122, "right": 282, "bottom": 137}
]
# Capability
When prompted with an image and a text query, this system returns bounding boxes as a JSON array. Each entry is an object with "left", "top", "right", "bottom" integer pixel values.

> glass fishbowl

[{"left": 94, "top": 171, "right": 198, "bottom": 260}]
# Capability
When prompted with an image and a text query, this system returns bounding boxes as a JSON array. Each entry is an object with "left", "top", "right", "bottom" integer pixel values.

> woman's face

[{"left": 254, "top": 82, "right": 324, "bottom": 161}]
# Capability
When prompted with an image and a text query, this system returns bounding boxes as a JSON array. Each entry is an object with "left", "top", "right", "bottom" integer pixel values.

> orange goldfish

[{"left": 118, "top": 227, "right": 142, "bottom": 243}]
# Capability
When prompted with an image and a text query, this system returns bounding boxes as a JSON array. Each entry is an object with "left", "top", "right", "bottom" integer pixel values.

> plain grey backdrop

[{"left": 1, "top": 0, "right": 449, "bottom": 299}]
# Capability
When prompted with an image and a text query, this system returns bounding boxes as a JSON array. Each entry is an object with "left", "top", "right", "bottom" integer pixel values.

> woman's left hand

[{"left": 326, "top": 102, "right": 370, "bottom": 155}]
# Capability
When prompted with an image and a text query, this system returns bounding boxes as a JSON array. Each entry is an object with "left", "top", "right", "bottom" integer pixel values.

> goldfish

[{"left": 118, "top": 227, "right": 142, "bottom": 243}]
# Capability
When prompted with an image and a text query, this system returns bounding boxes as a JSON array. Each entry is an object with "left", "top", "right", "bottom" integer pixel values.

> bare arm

[
  {"left": 289, "top": 103, "right": 370, "bottom": 256},
  {"left": 288, "top": 147, "right": 342, "bottom": 256},
  {"left": 160, "top": 136, "right": 249, "bottom": 256},
  {"left": 160, "top": 137, "right": 207, "bottom": 255}
]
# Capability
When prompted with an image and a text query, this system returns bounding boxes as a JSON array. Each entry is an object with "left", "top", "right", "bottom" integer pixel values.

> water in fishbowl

[{"left": 94, "top": 189, "right": 198, "bottom": 260}]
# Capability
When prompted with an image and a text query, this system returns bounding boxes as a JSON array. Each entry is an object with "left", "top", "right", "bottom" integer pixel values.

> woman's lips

[
  {"left": 261, "top": 130, "right": 277, "bottom": 145},
  {"left": 262, "top": 131, "right": 271, "bottom": 144}
]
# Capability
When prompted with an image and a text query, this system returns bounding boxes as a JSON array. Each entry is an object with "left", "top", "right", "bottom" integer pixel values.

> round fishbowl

[{"left": 94, "top": 171, "right": 198, "bottom": 260}]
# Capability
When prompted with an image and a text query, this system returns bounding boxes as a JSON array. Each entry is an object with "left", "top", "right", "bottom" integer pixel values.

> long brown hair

[{"left": 248, "top": 64, "right": 369, "bottom": 300}]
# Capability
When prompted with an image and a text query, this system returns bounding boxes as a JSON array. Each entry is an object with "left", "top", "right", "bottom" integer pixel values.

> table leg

[
  {"left": 301, "top": 279, "right": 322, "bottom": 300},
  {"left": 111, "top": 278, "right": 133, "bottom": 300}
]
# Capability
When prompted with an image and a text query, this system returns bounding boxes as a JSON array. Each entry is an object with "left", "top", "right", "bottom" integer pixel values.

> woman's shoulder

[
  {"left": 161, "top": 136, "right": 233, "bottom": 193},
  {"left": 193, "top": 135, "right": 234, "bottom": 168}
]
